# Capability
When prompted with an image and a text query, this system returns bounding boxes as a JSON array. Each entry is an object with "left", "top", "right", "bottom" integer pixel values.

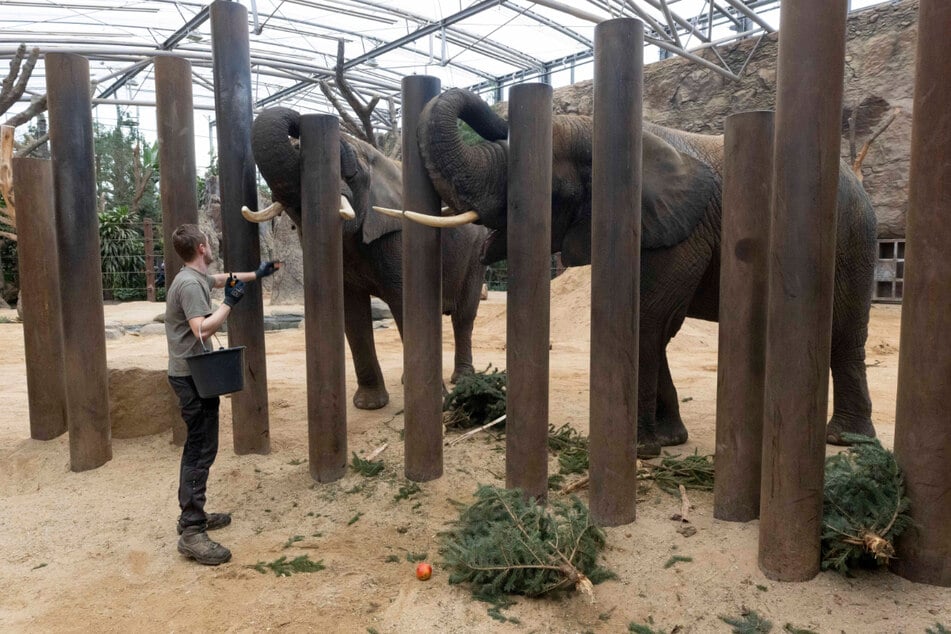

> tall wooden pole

[
  {"left": 891, "top": 0, "right": 951, "bottom": 588},
  {"left": 505, "top": 83, "right": 553, "bottom": 501},
  {"left": 589, "top": 17, "right": 643, "bottom": 526},
  {"left": 401, "top": 75, "right": 443, "bottom": 482},
  {"left": 46, "top": 53, "right": 112, "bottom": 471},
  {"left": 300, "top": 115, "right": 347, "bottom": 483},
  {"left": 714, "top": 111, "right": 773, "bottom": 522},
  {"left": 758, "top": 0, "right": 848, "bottom": 581},
  {"left": 12, "top": 157, "right": 68, "bottom": 441},
  {"left": 211, "top": 0, "right": 270, "bottom": 454},
  {"left": 154, "top": 55, "right": 198, "bottom": 290}
]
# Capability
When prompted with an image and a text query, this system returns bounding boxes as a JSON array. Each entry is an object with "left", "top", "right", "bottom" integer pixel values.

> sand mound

[{"left": 108, "top": 368, "right": 184, "bottom": 442}]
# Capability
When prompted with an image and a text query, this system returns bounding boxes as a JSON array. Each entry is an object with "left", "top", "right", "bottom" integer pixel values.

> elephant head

[
  {"left": 245, "top": 106, "right": 403, "bottom": 243},
  {"left": 417, "top": 88, "right": 719, "bottom": 265}
]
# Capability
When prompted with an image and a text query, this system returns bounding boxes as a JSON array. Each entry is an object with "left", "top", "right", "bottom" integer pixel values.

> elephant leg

[
  {"left": 826, "top": 329, "right": 875, "bottom": 444},
  {"left": 344, "top": 285, "right": 389, "bottom": 410},
  {"left": 655, "top": 352, "right": 689, "bottom": 447},
  {"left": 448, "top": 270, "right": 480, "bottom": 384},
  {"left": 636, "top": 339, "right": 663, "bottom": 459}
]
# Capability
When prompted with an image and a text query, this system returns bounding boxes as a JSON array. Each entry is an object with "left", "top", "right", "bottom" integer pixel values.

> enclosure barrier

[
  {"left": 300, "top": 115, "right": 348, "bottom": 483},
  {"left": 505, "top": 83, "right": 553, "bottom": 501},
  {"left": 891, "top": 0, "right": 951, "bottom": 587},
  {"left": 12, "top": 157, "right": 68, "bottom": 442},
  {"left": 758, "top": 0, "right": 848, "bottom": 582},
  {"left": 154, "top": 55, "right": 199, "bottom": 290},
  {"left": 589, "top": 17, "right": 643, "bottom": 527},
  {"left": 401, "top": 75, "right": 444, "bottom": 482},
  {"left": 210, "top": 0, "right": 270, "bottom": 455},
  {"left": 713, "top": 111, "right": 774, "bottom": 522},
  {"left": 46, "top": 52, "right": 113, "bottom": 472}
]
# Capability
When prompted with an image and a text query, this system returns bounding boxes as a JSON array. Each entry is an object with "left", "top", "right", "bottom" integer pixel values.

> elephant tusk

[
  {"left": 340, "top": 195, "right": 356, "bottom": 220},
  {"left": 372, "top": 205, "right": 480, "bottom": 228},
  {"left": 242, "top": 201, "right": 284, "bottom": 222}
]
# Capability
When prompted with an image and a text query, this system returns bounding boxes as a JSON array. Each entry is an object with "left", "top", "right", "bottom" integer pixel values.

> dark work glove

[
  {"left": 255, "top": 260, "right": 281, "bottom": 279},
  {"left": 224, "top": 276, "right": 246, "bottom": 308}
]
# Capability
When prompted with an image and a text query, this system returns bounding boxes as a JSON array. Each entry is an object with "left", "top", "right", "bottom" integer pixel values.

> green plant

[
  {"left": 443, "top": 365, "right": 507, "bottom": 429},
  {"left": 351, "top": 452, "right": 384, "bottom": 477},
  {"left": 248, "top": 555, "right": 325, "bottom": 577},
  {"left": 720, "top": 609, "right": 772, "bottom": 633},
  {"left": 646, "top": 451, "right": 715, "bottom": 494},
  {"left": 98, "top": 206, "right": 145, "bottom": 298},
  {"left": 662, "top": 555, "right": 692, "bottom": 569}
]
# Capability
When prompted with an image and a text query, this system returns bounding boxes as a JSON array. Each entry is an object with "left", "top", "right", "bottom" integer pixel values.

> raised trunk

[
  {"left": 251, "top": 107, "right": 303, "bottom": 223},
  {"left": 417, "top": 88, "right": 509, "bottom": 228}
]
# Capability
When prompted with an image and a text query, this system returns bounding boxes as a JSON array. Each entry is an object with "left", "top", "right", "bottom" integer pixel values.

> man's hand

[
  {"left": 255, "top": 261, "right": 282, "bottom": 279},
  {"left": 223, "top": 276, "right": 246, "bottom": 308}
]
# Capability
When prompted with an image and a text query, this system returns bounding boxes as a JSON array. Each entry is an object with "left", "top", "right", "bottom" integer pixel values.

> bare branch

[
  {"left": 848, "top": 98, "right": 858, "bottom": 164},
  {"left": 15, "top": 131, "right": 48, "bottom": 158},
  {"left": 5, "top": 95, "right": 48, "bottom": 128},
  {"left": 318, "top": 80, "right": 367, "bottom": 141},
  {"left": 852, "top": 107, "right": 900, "bottom": 183},
  {"left": 333, "top": 39, "right": 379, "bottom": 147},
  {"left": 0, "top": 45, "right": 40, "bottom": 116},
  {"left": 0, "top": 125, "right": 15, "bottom": 227}
]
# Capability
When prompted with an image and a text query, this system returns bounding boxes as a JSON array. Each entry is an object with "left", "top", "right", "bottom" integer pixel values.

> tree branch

[
  {"left": 333, "top": 39, "right": 379, "bottom": 147},
  {"left": 852, "top": 107, "right": 900, "bottom": 183},
  {"left": 0, "top": 45, "right": 40, "bottom": 116},
  {"left": 5, "top": 95, "right": 48, "bottom": 128},
  {"left": 318, "top": 80, "right": 365, "bottom": 140}
]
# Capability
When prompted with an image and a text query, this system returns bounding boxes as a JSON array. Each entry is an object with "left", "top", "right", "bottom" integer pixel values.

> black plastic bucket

[{"left": 185, "top": 346, "right": 246, "bottom": 398}]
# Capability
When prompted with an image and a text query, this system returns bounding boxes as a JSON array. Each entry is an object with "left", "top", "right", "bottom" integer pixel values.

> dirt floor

[{"left": 1, "top": 266, "right": 949, "bottom": 633}]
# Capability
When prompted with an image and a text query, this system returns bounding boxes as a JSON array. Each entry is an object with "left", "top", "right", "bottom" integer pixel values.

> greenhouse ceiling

[{"left": 1, "top": 0, "right": 886, "bottom": 164}]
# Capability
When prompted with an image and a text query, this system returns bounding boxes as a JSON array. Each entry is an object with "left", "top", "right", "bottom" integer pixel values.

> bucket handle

[{"left": 197, "top": 321, "right": 226, "bottom": 353}]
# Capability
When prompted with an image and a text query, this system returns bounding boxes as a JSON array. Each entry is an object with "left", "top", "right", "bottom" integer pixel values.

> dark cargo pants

[{"left": 168, "top": 375, "right": 220, "bottom": 531}]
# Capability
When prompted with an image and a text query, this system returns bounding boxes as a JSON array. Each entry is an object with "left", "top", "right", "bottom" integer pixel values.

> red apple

[{"left": 415, "top": 562, "right": 432, "bottom": 581}]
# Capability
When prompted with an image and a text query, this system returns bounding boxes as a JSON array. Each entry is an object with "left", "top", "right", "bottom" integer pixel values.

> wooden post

[
  {"left": 154, "top": 55, "right": 199, "bottom": 289},
  {"left": 300, "top": 115, "right": 347, "bottom": 483},
  {"left": 144, "top": 218, "right": 156, "bottom": 302},
  {"left": 714, "top": 111, "right": 773, "bottom": 522},
  {"left": 758, "top": 0, "right": 848, "bottom": 581},
  {"left": 589, "top": 17, "right": 643, "bottom": 526},
  {"left": 891, "top": 0, "right": 951, "bottom": 588},
  {"left": 12, "top": 157, "right": 68, "bottom": 441},
  {"left": 505, "top": 83, "right": 553, "bottom": 501},
  {"left": 211, "top": 0, "right": 270, "bottom": 455},
  {"left": 401, "top": 75, "right": 443, "bottom": 482},
  {"left": 46, "top": 53, "right": 112, "bottom": 471}
]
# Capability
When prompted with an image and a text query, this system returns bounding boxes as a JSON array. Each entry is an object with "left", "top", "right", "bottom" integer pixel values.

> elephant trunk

[
  {"left": 251, "top": 107, "right": 303, "bottom": 223},
  {"left": 417, "top": 88, "right": 510, "bottom": 229}
]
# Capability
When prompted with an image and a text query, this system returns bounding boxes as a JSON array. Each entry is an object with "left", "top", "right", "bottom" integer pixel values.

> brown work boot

[
  {"left": 177, "top": 530, "right": 232, "bottom": 566},
  {"left": 177, "top": 512, "right": 232, "bottom": 535}
]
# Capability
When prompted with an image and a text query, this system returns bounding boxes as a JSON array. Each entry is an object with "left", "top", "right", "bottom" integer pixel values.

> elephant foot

[
  {"left": 826, "top": 415, "right": 876, "bottom": 445},
  {"left": 450, "top": 364, "right": 475, "bottom": 384},
  {"left": 656, "top": 416, "right": 689, "bottom": 447},
  {"left": 353, "top": 385, "right": 389, "bottom": 410},
  {"left": 636, "top": 432, "right": 662, "bottom": 459}
]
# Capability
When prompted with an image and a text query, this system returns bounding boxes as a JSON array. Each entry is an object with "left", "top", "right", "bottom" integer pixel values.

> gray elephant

[
  {"left": 244, "top": 106, "right": 487, "bottom": 409},
  {"left": 415, "top": 88, "right": 876, "bottom": 458}
]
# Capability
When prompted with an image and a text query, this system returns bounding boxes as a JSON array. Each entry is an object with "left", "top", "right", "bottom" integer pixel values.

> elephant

[
  {"left": 415, "top": 88, "right": 877, "bottom": 458},
  {"left": 244, "top": 106, "right": 487, "bottom": 410}
]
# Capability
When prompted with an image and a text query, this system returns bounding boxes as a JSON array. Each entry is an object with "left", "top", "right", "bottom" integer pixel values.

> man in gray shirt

[{"left": 165, "top": 223, "right": 278, "bottom": 565}]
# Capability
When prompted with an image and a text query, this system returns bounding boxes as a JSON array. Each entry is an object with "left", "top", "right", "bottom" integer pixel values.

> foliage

[
  {"left": 443, "top": 365, "right": 507, "bottom": 429},
  {"left": 548, "top": 423, "right": 589, "bottom": 475},
  {"left": 645, "top": 451, "right": 715, "bottom": 494},
  {"left": 98, "top": 206, "right": 145, "bottom": 298},
  {"left": 440, "top": 485, "right": 613, "bottom": 601},
  {"left": 393, "top": 482, "right": 421, "bottom": 502},
  {"left": 247, "top": 555, "right": 325, "bottom": 577},
  {"left": 350, "top": 452, "right": 384, "bottom": 477},
  {"left": 720, "top": 609, "right": 773, "bottom": 633},
  {"left": 926, "top": 624, "right": 950, "bottom": 634},
  {"left": 94, "top": 114, "right": 160, "bottom": 221},
  {"left": 821, "top": 434, "right": 911, "bottom": 575},
  {"left": 663, "top": 555, "right": 692, "bottom": 569},
  {"left": 629, "top": 622, "right": 667, "bottom": 634}
]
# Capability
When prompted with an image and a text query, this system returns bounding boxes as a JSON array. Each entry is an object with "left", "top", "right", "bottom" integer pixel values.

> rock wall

[{"left": 550, "top": 0, "right": 918, "bottom": 238}]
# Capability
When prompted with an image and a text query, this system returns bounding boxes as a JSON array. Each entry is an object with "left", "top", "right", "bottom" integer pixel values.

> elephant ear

[{"left": 641, "top": 130, "right": 718, "bottom": 250}]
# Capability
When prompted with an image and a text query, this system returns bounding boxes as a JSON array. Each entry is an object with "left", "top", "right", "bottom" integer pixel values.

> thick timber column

[
  {"left": 589, "top": 17, "right": 643, "bottom": 526},
  {"left": 300, "top": 115, "right": 347, "bottom": 483},
  {"left": 12, "top": 157, "right": 68, "bottom": 441},
  {"left": 891, "top": 0, "right": 951, "bottom": 587},
  {"left": 505, "top": 83, "right": 552, "bottom": 501},
  {"left": 758, "top": 1, "right": 848, "bottom": 581},
  {"left": 154, "top": 55, "right": 199, "bottom": 288},
  {"left": 401, "top": 75, "right": 443, "bottom": 482},
  {"left": 211, "top": 0, "right": 270, "bottom": 454},
  {"left": 714, "top": 111, "right": 773, "bottom": 522},
  {"left": 45, "top": 53, "right": 112, "bottom": 471}
]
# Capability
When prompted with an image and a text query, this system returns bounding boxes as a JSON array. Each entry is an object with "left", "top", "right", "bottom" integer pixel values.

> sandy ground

[{"left": 1, "top": 267, "right": 949, "bottom": 633}]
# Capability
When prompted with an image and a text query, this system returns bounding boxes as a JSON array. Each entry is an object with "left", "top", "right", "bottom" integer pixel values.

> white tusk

[
  {"left": 372, "top": 205, "right": 480, "bottom": 228},
  {"left": 339, "top": 195, "right": 356, "bottom": 220},
  {"left": 242, "top": 201, "right": 284, "bottom": 222}
]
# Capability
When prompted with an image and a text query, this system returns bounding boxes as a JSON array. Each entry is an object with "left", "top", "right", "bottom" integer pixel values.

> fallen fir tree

[
  {"left": 443, "top": 365, "right": 507, "bottom": 429},
  {"left": 821, "top": 433, "right": 911, "bottom": 574},
  {"left": 440, "top": 485, "right": 614, "bottom": 602}
]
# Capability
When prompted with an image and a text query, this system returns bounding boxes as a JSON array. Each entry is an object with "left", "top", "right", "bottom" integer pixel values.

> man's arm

[
  {"left": 188, "top": 305, "right": 231, "bottom": 343},
  {"left": 209, "top": 261, "right": 281, "bottom": 288}
]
